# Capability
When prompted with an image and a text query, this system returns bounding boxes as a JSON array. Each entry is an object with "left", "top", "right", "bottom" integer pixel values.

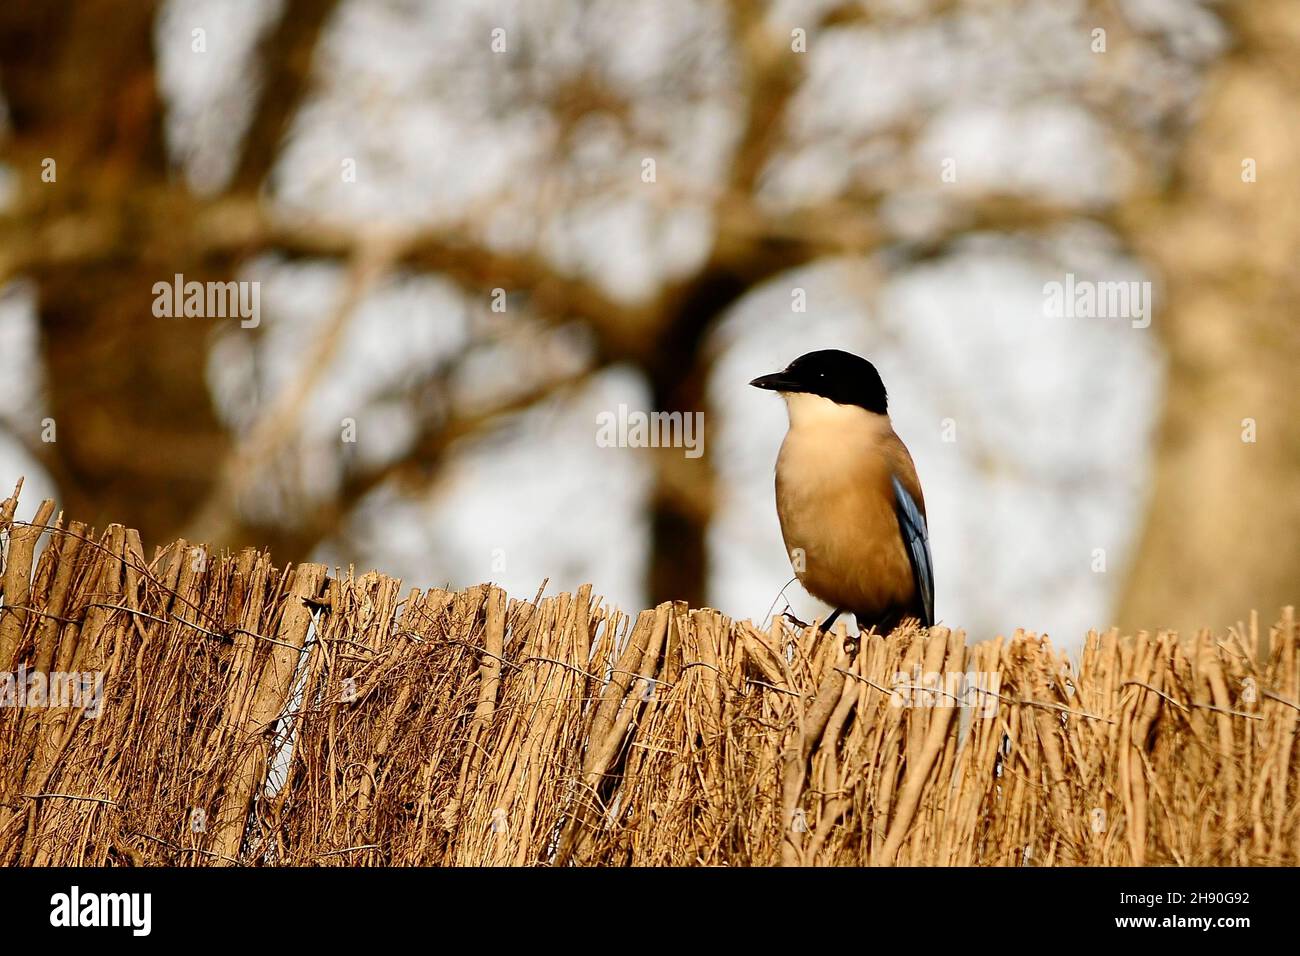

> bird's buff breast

[{"left": 774, "top": 426, "right": 915, "bottom": 619}]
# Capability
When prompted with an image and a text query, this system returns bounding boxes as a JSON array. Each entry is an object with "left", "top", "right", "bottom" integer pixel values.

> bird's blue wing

[{"left": 891, "top": 474, "right": 934, "bottom": 627}]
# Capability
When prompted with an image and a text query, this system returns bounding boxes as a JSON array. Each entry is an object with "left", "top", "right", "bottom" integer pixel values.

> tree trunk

[{"left": 1118, "top": 2, "right": 1300, "bottom": 634}]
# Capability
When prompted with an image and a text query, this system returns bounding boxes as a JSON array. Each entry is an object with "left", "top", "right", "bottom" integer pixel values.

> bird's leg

[
  {"left": 817, "top": 608, "right": 843, "bottom": 634},
  {"left": 824, "top": 609, "right": 861, "bottom": 657},
  {"left": 861, "top": 609, "right": 906, "bottom": 637}
]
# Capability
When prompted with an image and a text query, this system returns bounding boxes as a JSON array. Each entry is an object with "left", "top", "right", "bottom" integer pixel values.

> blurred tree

[
  {"left": 0, "top": 0, "right": 228, "bottom": 541},
  {"left": 1116, "top": 1, "right": 1300, "bottom": 635}
]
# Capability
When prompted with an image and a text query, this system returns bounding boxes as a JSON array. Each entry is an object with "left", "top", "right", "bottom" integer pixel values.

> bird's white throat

[{"left": 781, "top": 391, "right": 888, "bottom": 434}]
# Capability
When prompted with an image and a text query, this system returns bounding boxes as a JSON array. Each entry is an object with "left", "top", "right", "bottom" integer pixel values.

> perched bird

[{"left": 750, "top": 349, "right": 934, "bottom": 633}]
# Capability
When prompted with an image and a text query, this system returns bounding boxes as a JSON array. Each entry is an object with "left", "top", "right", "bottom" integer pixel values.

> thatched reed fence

[{"left": 1, "top": 481, "right": 1297, "bottom": 866}]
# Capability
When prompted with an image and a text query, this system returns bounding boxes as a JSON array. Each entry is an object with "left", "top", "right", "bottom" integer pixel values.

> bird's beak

[{"left": 749, "top": 371, "right": 798, "bottom": 392}]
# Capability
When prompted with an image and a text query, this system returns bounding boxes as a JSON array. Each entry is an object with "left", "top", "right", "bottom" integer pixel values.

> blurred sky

[{"left": 0, "top": 0, "right": 1224, "bottom": 648}]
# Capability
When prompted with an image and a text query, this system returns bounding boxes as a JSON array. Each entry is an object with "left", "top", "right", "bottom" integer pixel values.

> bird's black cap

[{"left": 750, "top": 349, "right": 888, "bottom": 415}]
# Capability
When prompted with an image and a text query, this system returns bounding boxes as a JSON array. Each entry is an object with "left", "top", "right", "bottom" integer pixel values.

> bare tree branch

[{"left": 229, "top": 0, "right": 341, "bottom": 193}]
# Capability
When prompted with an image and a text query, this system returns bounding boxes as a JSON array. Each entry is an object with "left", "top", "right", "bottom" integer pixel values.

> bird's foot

[{"left": 817, "top": 608, "right": 844, "bottom": 634}]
